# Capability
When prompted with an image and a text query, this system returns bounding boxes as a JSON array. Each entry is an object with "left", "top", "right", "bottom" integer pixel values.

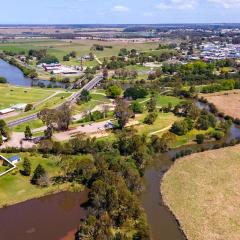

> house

[{"left": 8, "top": 155, "right": 21, "bottom": 165}]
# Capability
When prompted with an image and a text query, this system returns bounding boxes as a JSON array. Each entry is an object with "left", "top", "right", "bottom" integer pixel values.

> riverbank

[
  {"left": 161, "top": 145, "right": 240, "bottom": 240},
  {"left": 0, "top": 152, "right": 84, "bottom": 208}
]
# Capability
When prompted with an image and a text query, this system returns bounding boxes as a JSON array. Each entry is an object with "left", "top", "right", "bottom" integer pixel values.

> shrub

[
  {"left": 25, "top": 104, "right": 33, "bottom": 112},
  {"left": 131, "top": 101, "right": 144, "bottom": 114},
  {"left": 196, "top": 134, "right": 205, "bottom": 144},
  {"left": 0, "top": 77, "right": 7, "bottom": 83},
  {"left": 144, "top": 112, "right": 158, "bottom": 125},
  {"left": 212, "top": 130, "right": 225, "bottom": 140}
]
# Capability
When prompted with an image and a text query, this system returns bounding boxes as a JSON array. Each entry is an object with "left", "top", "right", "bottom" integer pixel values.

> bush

[
  {"left": 170, "top": 119, "right": 189, "bottom": 136},
  {"left": 131, "top": 101, "right": 144, "bottom": 114},
  {"left": 124, "top": 87, "right": 148, "bottom": 100},
  {"left": 106, "top": 85, "right": 122, "bottom": 99},
  {"left": 196, "top": 134, "right": 205, "bottom": 144},
  {"left": 0, "top": 77, "right": 7, "bottom": 83},
  {"left": 212, "top": 130, "right": 225, "bottom": 140},
  {"left": 144, "top": 112, "right": 158, "bottom": 125},
  {"left": 25, "top": 104, "right": 33, "bottom": 112}
]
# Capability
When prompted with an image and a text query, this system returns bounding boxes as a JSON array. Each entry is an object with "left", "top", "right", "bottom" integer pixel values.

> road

[{"left": 7, "top": 74, "right": 103, "bottom": 127}]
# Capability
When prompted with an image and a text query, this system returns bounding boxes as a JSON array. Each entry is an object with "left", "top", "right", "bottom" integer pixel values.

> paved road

[{"left": 7, "top": 75, "right": 103, "bottom": 127}]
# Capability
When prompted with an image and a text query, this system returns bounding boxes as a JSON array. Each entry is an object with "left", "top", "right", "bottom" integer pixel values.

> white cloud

[
  {"left": 111, "top": 5, "right": 130, "bottom": 12},
  {"left": 156, "top": 0, "right": 197, "bottom": 10},
  {"left": 208, "top": 0, "right": 240, "bottom": 8}
]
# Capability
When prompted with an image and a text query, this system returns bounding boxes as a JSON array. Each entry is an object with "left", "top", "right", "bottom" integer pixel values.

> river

[
  {"left": 0, "top": 191, "right": 88, "bottom": 240},
  {"left": 141, "top": 100, "right": 240, "bottom": 240},
  {"left": 0, "top": 59, "right": 66, "bottom": 88},
  {"left": 0, "top": 68, "right": 240, "bottom": 240}
]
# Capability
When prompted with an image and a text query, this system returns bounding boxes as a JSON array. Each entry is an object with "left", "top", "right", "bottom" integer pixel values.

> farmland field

[
  {"left": 162, "top": 145, "right": 240, "bottom": 240},
  {"left": 202, "top": 90, "right": 240, "bottom": 119},
  {"left": 0, "top": 39, "right": 161, "bottom": 62}
]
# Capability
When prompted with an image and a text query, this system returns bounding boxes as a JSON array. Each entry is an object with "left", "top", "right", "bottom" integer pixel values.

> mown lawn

[
  {"left": 134, "top": 112, "right": 179, "bottom": 136},
  {"left": 0, "top": 152, "right": 68, "bottom": 207},
  {"left": 12, "top": 119, "right": 44, "bottom": 132},
  {"left": 162, "top": 145, "right": 240, "bottom": 240},
  {"left": 0, "top": 84, "right": 55, "bottom": 109},
  {"left": 5, "top": 92, "right": 72, "bottom": 122}
]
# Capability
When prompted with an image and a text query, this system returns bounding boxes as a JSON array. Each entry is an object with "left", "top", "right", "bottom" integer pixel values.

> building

[
  {"left": 0, "top": 108, "right": 15, "bottom": 115},
  {"left": 11, "top": 103, "right": 27, "bottom": 111},
  {"left": 7, "top": 155, "right": 21, "bottom": 165}
]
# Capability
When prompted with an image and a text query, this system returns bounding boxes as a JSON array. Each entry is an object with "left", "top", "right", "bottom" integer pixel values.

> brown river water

[
  {"left": 0, "top": 191, "right": 87, "bottom": 240},
  {"left": 1, "top": 101, "right": 240, "bottom": 240}
]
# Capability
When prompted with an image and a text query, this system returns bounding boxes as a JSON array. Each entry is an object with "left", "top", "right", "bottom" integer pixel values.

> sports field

[{"left": 162, "top": 145, "right": 240, "bottom": 240}]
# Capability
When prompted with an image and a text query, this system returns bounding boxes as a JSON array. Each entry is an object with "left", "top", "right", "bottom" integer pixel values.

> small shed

[{"left": 8, "top": 155, "right": 21, "bottom": 165}]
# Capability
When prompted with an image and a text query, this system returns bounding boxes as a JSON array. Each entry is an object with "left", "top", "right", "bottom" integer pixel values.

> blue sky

[{"left": 1, "top": 0, "right": 240, "bottom": 24}]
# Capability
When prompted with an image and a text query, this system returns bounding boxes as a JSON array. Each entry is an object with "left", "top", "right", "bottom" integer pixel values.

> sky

[{"left": 1, "top": 0, "right": 240, "bottom": 24}]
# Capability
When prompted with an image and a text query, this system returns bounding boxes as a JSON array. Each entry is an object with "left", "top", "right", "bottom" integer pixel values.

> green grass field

[
  {"left": 73, "top": 92, "right": 111, "bottom": 114},
  {"left": 5, "top": 92, "right": 72, "bottom": 122},
  {"left": 12, "top": 119, "right": 44, "bottom": 132},
  {"left": 135, "top": 112, "right": 179, "bottom": 136},
  {"left": 162, "top": 145, "right": 240, "bottom": 240},
  {"left": 0, "top": 84, "right": 56, "bottom": 109},
  {"left": 0, "top": 39, "right": 160, "bottom": 63},
  {"left": 0, "top": 152, "right": 70, "bottom": 207}
]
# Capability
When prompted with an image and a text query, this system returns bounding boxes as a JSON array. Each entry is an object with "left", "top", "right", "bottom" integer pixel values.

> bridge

[{"left": 7, "top": 75, "right": 103, "bottom": 127}]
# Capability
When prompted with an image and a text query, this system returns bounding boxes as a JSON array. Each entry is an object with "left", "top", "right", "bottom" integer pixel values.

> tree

[
  {"left": 170, "top": 120, "right": 189, "bottom": 136},
  {"left": 124, "top": 87, "right": 148, "bottom": 100},
  {"left": 147, "top": 96, "right": 157, "bottom": 112},
  {"left": 114, "top": 98, "right": 133, "bottom": 129},
  {"left": 31, "top": 164, "right": 47, "bottom": 185},
  {"left": 24, "top": 126, "right": 32, "bottom": 140},
  {"left": 144, "top": 112, "right": 158, "bottom": 125},
  {"left": 63, "top": 55, "right": 70, "bottom": 61},
  {"left": 77, "top": 89, "right": 91, "bottom": 104},
  {"left": 131, "top": 101, "right": 144, "bottom": 114},
  {"left": 69, "top": 51, "right": 77, "bottom": 58},
  {"left": 106, "top": 85, "right": 122, "bottom": 99},
  {"left": 22, "top": 157, "right": 31, "bottom": 176},
  {"left": 196, "top": 134, "right": 205, "bottom": 144},
  {"left": 0, "top": 119, "right": 8, "bottom": 139},
  {"left": 0, "top": 76, "right": 7, "bottom": 83},
  {"left": 57, "top": 104, "right": 72, "bottom": 131},
  {"left": 25, "top": 104, "right": 33, "bottom": 112},
  {"left": 103, "top": 68, "right": 109, "bottom": 80}
]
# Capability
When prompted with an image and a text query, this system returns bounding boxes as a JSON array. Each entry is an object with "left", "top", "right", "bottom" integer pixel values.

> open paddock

[
  {"left": 162, "top": 145, "right": 240, "bottom": 240},
  {"left": 202, "top": 90, "right": 240, "bottom": 119}
]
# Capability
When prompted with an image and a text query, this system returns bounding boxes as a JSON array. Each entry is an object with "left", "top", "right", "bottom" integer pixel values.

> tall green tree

[
  {"left": 24, "top": 126, "right": 32, "bottom": 140},
  {"left": 114, "top": 98, "right": 133, "bottom": 129},
  {"left": 31, "top": 164, "right": 46, "bottom": 185},
  {"left": 22, "top": 157, "right": 31, "bottom": 176}
]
